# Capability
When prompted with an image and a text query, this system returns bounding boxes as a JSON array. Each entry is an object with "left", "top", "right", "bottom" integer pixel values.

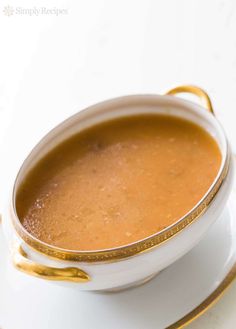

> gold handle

[
  {"left": 13, "top": 244, "right": 90, "bottom": 283},
  {"left": 166, "top": 85, "right": 214, "bottom": 115}
]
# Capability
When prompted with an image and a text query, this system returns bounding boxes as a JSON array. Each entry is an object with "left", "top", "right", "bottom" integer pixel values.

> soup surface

[{"left": 16, "top": 115, "right": 222, "bottom": 250}]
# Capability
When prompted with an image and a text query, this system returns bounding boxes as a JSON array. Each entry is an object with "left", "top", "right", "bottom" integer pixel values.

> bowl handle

[
  {"left": 12, "top": 243, "right": 90, "bottom": 283},
  {"left": 166, "top": 85, "right": 214, "bottom": 115}
]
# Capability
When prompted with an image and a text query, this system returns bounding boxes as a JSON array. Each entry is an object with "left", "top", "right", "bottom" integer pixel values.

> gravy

[{"left": 16, "top": 115, "right": 222, "bottom": 250}]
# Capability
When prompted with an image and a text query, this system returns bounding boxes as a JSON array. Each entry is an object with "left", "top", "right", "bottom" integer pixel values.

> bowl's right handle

[
  {"left": 12, "top": 243, "right": 90, "bottom": 283},
  {"left": 166, "top": 85, "right": 214, "bottom": 115}
]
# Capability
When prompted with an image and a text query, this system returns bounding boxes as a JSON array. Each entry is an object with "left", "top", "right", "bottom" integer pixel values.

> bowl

[{"left": 2, "top": 85, "right": 234, "bottom": 291}]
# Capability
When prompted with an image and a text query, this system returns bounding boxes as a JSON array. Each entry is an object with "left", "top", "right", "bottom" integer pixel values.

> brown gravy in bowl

[{"left": 16, "top": 115, "right": 221, "bottom": 250}]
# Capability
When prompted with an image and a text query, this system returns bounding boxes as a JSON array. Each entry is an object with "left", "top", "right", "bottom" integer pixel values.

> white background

[{"left": 1, "top": 0, "right": 236, "bottom": 328}]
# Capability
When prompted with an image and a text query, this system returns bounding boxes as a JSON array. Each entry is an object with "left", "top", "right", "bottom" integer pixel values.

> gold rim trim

[
  {"left": 12, "top": 156, "right": 229, "bottom": 263},
  {"left": 13, "top": 243, "right": 90, "bottom": 283},
  {"left": 11, "top": 85, "right": 230, "bottom": 263},
  {"left": 167, "top": 262, "right": 236, "bottom": 328},
  {"left": 166, "top": 85, "right": 214, "bottom": 114}
]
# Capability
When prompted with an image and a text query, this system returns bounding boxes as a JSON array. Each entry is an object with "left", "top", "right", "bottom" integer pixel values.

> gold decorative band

[{"left": 13, "top": 151, "right": 230, "bottom": 263}]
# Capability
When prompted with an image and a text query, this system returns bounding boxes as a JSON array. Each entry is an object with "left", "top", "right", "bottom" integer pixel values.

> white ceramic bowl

[{"left": 3, "top": 85, "right": 234, "bottom": 291}]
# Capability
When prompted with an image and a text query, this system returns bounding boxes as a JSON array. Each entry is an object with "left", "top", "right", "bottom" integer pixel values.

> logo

[
  {"left": 2, "top": 5, "right": 68, "bottom": 16},
  {"left": 3, "top": 5, "right": 14, "bottom": 16}
]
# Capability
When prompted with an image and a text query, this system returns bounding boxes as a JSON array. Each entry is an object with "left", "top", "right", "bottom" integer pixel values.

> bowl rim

[{"left": 10, "top": 93, "right": 231, "bottom": 263}]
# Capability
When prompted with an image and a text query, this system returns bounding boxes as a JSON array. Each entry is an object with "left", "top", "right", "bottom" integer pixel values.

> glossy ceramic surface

[{"left": 2, "top": 86, "right": 233, "bottom": 290}]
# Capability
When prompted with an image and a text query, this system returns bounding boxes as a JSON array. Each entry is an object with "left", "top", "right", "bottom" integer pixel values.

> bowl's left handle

[
  {"left": 166, "top": 85, "right": 214, "bottom": 115},
  {"left": 12, "top": 243, "right": 90, "bottom": 283}
]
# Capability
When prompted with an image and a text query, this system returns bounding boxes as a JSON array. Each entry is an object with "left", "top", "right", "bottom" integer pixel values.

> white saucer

[{"left": 1, "top": 191, "right": 236, "bottom": 329}]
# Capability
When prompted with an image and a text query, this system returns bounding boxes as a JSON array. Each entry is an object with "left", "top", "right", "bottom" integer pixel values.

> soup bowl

[{"left": 2, "top": 85, "right": 234, "bottom": 291}]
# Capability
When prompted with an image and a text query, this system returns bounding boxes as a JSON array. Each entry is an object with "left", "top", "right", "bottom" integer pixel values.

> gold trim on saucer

[
  {"left": 13, "top": 243, "right": 90, "bottom": 282},
  {"left": 11, "top": 85, "right": 230, "bottom": 263},
  {"left": 167, "top": 262, "right": 236, "bottom": 328}
]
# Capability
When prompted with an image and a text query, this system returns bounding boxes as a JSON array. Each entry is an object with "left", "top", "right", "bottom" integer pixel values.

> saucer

[{"left": 1, "top": 191, "right": 236, "bottom": 329}]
